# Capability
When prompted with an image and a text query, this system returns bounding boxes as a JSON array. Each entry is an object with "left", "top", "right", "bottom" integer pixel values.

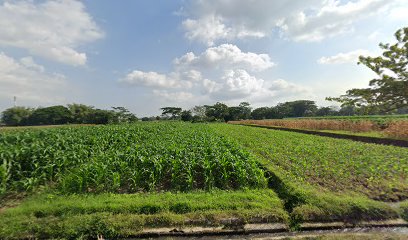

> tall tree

[
  {"left": 276, "top": 100, "right": 317, "bottom": 118},
  {"left": 0, "top": 107, "right": 33, "bottom": 126},
  {"left": 327, "top": 27, "right": 408, "bottom": 113},
  {"left": 112, "top": 106, "right": 138, "bottom": 123},
  {"left": 27, "top": 106, "right": 72, "bottom": 125},
  {"left": 205, "top": 102, "right": 229, "bottom": 122},
  {"left": 160, "top": 107, "right": 182, "bottom": 120},
  {"left": 67, "top": 103, "right": 95, "bottom": 124}
]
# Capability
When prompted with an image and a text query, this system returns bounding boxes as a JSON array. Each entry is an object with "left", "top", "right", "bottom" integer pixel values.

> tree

[
  {"left": 251, "top": 107, "right": 268, "bottom": 120},
  {"left": 160, "top": 107, "right": 182, "bottom": 120},
  {"left": 316, "top": 106, "right": 338, "bottom": 116},
  {"left": 226, "top": 102, "right": 252, "bottom": 121},
  {"left": 180, "top": 110, "right": 193, "bottom": 121},
  {"left": 68, "top": 103, "right": 95, "bottom": 124},
  {"left": 111, "top": 106, "right": 138, "bottom": 123},
  {"left": 327, "top": 27, "right": 408, "bottom": 113},
  {"left": 276, "top": 100, "right": 318, "bottom": 118},
  {"left": 205, "top": 102, "right": 229, "bottom": 122},
  {"left": 191, "top": 106, "right": 206, "bottom": 120},
  {"left": 1, "top": 107, "right": 33, "bottom": 126},
  {"left": 88, "top": 109, "right": 118, "bottom": 124},
  {"left": 27, "top": 106, "right": 72, "bottom": 125}
]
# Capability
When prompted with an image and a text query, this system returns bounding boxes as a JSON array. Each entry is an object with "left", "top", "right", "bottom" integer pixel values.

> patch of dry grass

[
  {"left": 230, "top": 120, "right": 377, "bottom": 132},
  {"left": 384, "top": 121, "right": 408, "bottom": 139}
]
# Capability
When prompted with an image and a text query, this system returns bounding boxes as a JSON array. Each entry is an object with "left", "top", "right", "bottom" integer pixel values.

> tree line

[
  {"left": 0, "top": 104, "right": 137, "bottom": 126},
  {"left": 2, "top": 99, "right": 407, "bottom": 126},
  {"left": 151, "top": 100, "right": 408, "bottom": 123}
]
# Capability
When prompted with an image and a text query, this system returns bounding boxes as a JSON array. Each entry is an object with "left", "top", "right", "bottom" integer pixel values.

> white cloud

[
  {"left": 120, "top": 44, "right": 310, "bottom": 103},
  {"left": 181, "top": 0, "right": 397, "bottom": 44},
  {"left": 318, "top": 49, "right": 372, "bottom": 64},
  {"left": 0, "top": 52, "right": 68, "bottom": 104},
  {"left": 120, "top": 70, "right": 193, "bottom": 89},
  {"left": 0, "top": 0, "right": 104, "bottom": 66},
  {"left": 280, "top": 0, "right": 391, "bottom": 42},
  {"left": 152, "top": 90, "right": 194, "bottom": 102},
  {"left": 208, "top": 69, "right": 264, "bottom": 99},
  {"left": 182, "top": 15, "right": 265, "bottom": 46},
  {"left": 174, "top": 44, "right": 274, "bottom": 72},
  {"left": 20, "top": 57, "right": 45, "bottom": 72}
]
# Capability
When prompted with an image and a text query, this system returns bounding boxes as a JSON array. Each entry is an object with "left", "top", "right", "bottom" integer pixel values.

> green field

[
  {"left": 1, "top": 122, "right": 407, "bottom": 238},
  {"left": 211, "top": 124, "right": 408, "bottom": 201}
]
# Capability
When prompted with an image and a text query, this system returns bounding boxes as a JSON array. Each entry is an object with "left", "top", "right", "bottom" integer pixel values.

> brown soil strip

[{"left": 235, "top": 124, "right": 408, "bottom": 148}]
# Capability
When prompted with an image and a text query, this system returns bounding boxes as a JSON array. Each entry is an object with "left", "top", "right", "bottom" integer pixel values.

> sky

[{"left": 0, "top": 0, "right": 407, "bottom": 116}]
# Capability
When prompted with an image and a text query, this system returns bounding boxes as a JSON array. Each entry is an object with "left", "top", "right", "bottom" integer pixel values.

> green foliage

[
  {"left": 0, "top": 122, "right": 266, "bottom": 195},
  {"left": 399, "top": 200, "right": 408, "bottom": 221},
  {"left": 1, "top": 104, "right": 138, "bottom": 126},
  {"left": 180, "top": 110, "right": 193, "bottom": 121},
  {"left": 251, "top": 107, "right": 281, "bottom": 120},
  {"left": 26, "top": 105, "right": 72, "bottom": 125},
  {"left": 0, "top": 190, "right": 288, "bottom": 239},
  {"left": 204, "top": 102, "right": 230, "bottom": 121},
  {"left": 327, "top": 27, "right": 408, "bottom": 113},
  {"left": 67, "top": 103, "right": 95, "bottom": 124},
  {"left": 212, "top": 124, "right": 408, "bottom": 201},
  {"left": 112, "top": 106, "right": 138, "bottom": 123},
  {"left": 276, "top": 100, "right": 318, "bottom": 118},
  {"left": 0, "top": 107, "right": 33, "bottom": 126},
  {"left": 160, "top": 107, "right": 182, "bottom": 120}
]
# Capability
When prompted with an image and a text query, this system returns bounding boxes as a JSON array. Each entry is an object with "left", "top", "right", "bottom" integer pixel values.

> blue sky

[{"left": 0, "top": 0, "right": 407, "bottom": 116}]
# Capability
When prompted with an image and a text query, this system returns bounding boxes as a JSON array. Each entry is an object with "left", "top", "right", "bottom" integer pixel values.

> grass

[
  {"left": 0, "top": 122, "right": 406, "bottom": 238},
  {"left": 0, "top": 189, "right": 288, "bottom": 239},
  {"left": 399, "top": 200, "right": 408, "bottom": 221},
  {"left": 212, "top": 124, "right": 408, "bottom": 201},
  {"left": 318, "top": 130, "right": 386, "bottom": 138},
  {"left": 210, "top": 124, "right": 405, "bottom": 225}
]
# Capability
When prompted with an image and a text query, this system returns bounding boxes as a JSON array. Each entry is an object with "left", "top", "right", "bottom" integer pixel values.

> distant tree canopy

[
  {"left": 0, "top": 104, "right": 138, "bottom": 126},
  {"left": 327, "top": 27, "right": 408, "bottom": 113},
  {"left": 2, "top": 98, "right": 406, "bottom": 126},
  {"left": 160, "top": 107, "right": 182, "bottom": 120},
  {"left": 27, "top": 105, "right": 72, "bottom": 125},
  {"left": 1, "top": 107, "right": 33, "bottom": 126}
]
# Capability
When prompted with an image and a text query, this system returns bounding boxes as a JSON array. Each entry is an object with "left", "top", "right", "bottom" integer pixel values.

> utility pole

[{"left": 13, "top": 96, "right": 17, "bottom": 107}]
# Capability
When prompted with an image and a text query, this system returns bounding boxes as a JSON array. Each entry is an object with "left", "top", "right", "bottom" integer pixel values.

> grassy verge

[
  {"left": 318, "top": 130, "right": 386, "bottom": 138},
  {"left": 0, "top": 189, "right": 288, "bottom": 239},
  {"left": 399, "top": 200, "right": 408, "bottom": 221}
]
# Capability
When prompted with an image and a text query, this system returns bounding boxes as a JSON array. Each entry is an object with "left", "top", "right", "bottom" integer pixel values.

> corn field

[{"left": 0, "top": 122, "right": 266, "bottom": 194}]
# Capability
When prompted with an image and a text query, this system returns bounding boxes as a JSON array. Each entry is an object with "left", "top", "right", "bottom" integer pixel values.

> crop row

[
  {"left": 0, "top": 122, "right": 266, "bottom": 194},
  {"left": 211, "top": 124, "right": 408, "bottom": 201}
]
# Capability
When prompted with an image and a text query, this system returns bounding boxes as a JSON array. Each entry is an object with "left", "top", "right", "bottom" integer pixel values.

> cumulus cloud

[
  {"left": 120, "top": 70, "right": 193, "bottom": 89},
  {"left": 0, "top": 52, "right": 68, "bottom": 104},
  {"left": 181, "top": 0, "right": 397, "bottom": 44},
  {"left": 318, "top": 49, "right": 372, "bottom": 64},
  {"left": 152, "top": 90, "right": 194, "bottom": 102},
  {"left": 206, "top": 69, "right": 264, "bottom": 99},
  {"left": 120, "top": 44, "right": 310, "bottom": 103},
  {"left": 0, "top": 0, "right": 104, "bottom": 66},
  {"left": 182, "top": 15, "right": 265, "bottom": 46},
  {"left": 174, "top": 44, "right": 274, "bottom": 72},
  {"left": 280, "top": 0, "right": 391, "bottom": 42}
]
